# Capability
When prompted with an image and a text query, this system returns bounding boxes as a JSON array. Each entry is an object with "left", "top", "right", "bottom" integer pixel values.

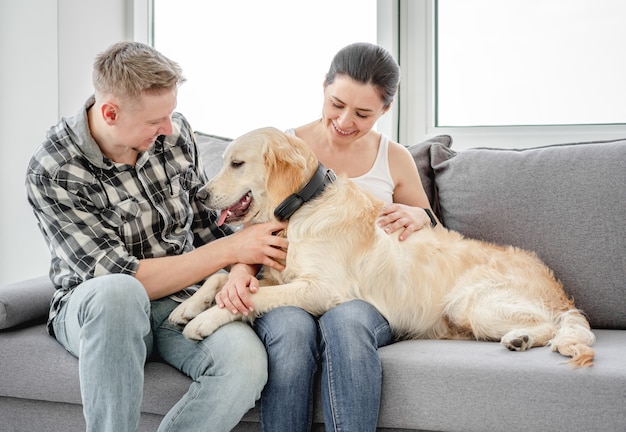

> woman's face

[{"left": 321, "top": 74, "right": 390, "bottom": 142}]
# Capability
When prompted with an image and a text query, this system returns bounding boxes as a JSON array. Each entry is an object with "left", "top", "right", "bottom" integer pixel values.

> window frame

[
  {"left": 133, "top": 0, "right": 153, "bottom": 45},
  {"left": 399, "top": 0, "right": 626, "bottom": 150}
]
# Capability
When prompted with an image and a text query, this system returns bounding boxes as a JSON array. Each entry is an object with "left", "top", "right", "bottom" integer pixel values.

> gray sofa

[{"left": 1, "top": 131, "right": 625, "bottom": 432}]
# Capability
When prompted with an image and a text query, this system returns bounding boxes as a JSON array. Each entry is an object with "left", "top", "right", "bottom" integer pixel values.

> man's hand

[{"left": 229, "top": 221, "right": 288, "bottom": 270}]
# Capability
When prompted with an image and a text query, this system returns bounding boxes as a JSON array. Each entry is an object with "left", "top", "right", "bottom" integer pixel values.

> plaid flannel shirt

[{"left": 25, "top": 97, "right": 232, "bottom": 334}]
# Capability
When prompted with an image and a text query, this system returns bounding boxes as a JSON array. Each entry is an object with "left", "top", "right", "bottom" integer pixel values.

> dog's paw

[
  {"left": 168, "top": 298, "right": 210, "bottom": 325},
  {"left": 501, "top": 331, "right": 533, "bottom": 352},
  {"left": 182, "top": 307, "right": 238, "bottom": 341}
]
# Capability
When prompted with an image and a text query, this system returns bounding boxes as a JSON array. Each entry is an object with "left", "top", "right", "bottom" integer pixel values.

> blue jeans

[
  {"left": 254, "top": 300, "right": 394, "bottom": 432},
  {"left": 52, "top": 274, "right": 267, "bottom": 432}
]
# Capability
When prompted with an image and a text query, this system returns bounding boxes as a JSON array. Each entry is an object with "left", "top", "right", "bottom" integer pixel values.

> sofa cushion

[
  {"left": 431, "top": 138, "right": 626, "bottom": 329},
  {"left": 407, "top": 135, "right": 453, "bottom": 210},
  {"left": 4, "top": 322, "right": 623, "bottom": 432},
  {"left": 0, "top": 276, "right": 54, "bottom": 329},
  {"left": 378, "top": 329, "right": 626, "bottom": 432},
  {"left": 0, "top": 323, "right": 192, "bottom": 417}
]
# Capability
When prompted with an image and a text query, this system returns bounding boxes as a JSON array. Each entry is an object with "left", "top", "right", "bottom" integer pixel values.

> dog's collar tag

[{"left": 274, "top": 162, "right": 336, "bottom": 221}]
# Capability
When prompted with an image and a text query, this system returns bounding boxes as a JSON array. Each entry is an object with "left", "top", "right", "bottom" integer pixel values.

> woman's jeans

[
  {"left": 254, "top": 300, "right": 394, "bottom": 432},
  {"left": 52, "top": 274, "right": 267, "bottom": 432}
]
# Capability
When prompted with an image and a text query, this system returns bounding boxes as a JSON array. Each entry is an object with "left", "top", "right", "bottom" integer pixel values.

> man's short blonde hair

[{"left": 93, "top": 41, "right": 186, "bottom": 99}]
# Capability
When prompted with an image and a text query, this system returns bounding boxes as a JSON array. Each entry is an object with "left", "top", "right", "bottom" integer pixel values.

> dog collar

[{"left": 274, "top": 162, "right": 336, "bottom": 221}]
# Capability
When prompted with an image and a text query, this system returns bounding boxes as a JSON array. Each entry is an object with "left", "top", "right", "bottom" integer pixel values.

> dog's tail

[{"left": 550, "top": 309, "right": 595, "bottom": 367}]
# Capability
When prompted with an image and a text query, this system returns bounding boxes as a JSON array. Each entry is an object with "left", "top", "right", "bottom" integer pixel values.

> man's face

[{"left": 112, "top": 88, "right": 178, "bottom": 153}]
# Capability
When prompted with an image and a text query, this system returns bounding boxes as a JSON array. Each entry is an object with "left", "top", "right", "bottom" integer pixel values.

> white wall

[
  {"left": 0, "top": 0, "right": 130, "bottom": 285},
  {"left": 57, "top": 0, "right": 133, "bottom": 117}
]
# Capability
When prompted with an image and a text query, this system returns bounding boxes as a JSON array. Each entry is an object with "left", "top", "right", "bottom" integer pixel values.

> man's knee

[
  {"left": 198, "top": 322, "right": 268, "bottom": 387},
  {"left": 84, "top": 274, "right": 148, "bottom": 306},
  {"left": 77, "top": 274, "right": 150, "bottom": 327}
]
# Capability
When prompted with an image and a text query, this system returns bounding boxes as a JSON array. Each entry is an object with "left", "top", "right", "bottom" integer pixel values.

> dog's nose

[{"left": 196, "top": 187, "right": 209, "bottom": 201}]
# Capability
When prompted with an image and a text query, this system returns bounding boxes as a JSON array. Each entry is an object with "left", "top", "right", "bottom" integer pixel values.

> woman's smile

[{"left": 331, "top": 122, "right": 357, "bottom": 137}]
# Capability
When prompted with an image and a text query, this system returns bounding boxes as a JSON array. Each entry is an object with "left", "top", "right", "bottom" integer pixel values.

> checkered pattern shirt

[{"left": 26, "top": 97, "right": 232, "bottom": 334}]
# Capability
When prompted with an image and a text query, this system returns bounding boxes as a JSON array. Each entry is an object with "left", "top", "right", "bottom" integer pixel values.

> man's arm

[
  {"left": 135, "top": 222, "right": 286, "bottom": 300},
  {"left": 27, "top": 168, "right": 287, "bottom": 299}
]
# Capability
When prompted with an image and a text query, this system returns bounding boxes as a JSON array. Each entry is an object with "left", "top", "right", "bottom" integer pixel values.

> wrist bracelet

[{"left": 423, "top": 208, "right": 438, "bottom": 228}]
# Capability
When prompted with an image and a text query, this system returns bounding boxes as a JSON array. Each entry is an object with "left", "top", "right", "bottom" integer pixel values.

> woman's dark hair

[{"left": 325, "top": 42, "right": 400, "bottom": 108}]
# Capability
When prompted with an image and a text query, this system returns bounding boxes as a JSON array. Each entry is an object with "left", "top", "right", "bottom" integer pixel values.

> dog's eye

[{"left": 231, "top": 160, "right": 244, "bottom": 168}]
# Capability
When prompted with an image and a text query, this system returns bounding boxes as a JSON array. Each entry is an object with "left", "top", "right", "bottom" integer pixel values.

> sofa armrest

[{"left": 0, "top": 275, "right": 54, "bottom": 330}]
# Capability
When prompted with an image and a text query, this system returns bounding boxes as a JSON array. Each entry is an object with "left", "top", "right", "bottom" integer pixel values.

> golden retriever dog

[{"left": 169, "top": 127, "right": 595, "bottom": 367}]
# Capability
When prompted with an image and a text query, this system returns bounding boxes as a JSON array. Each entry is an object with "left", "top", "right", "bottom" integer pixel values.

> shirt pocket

[
  {"left": 161, "top": 167, "right": 203, "bottom": 236},
  {"left": 170, "top": 166, "right": 204, "bottom": 196},
  {"left": 100, "top": 198, "right": 142, "bottom": 228}
]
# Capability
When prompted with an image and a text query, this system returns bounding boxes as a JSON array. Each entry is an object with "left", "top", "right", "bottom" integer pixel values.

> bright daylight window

[
  {"left": 153, "top": 0, "right": 377, "bottom": 139},
  {"left": 435, "top": 0, "right": 626, "bottom": 127}
]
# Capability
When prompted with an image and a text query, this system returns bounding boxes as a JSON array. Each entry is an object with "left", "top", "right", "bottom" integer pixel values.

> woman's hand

[
  {"left": 215, "top": 221, "right": 288, "bottom": 315},
  {"left": 378, "top": 204, "right": 433, "bottom": 241},
  {"left": 215, "top": 264, "right": 260, "bottom": 315}
]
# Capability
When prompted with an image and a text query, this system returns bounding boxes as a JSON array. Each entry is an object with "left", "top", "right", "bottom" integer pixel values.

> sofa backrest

[
  {"left": 431, "top": 139, "right": 626, "bottom": 329},
  {"left": 195, "top": 132, "right": 232, "bottom": 179}
]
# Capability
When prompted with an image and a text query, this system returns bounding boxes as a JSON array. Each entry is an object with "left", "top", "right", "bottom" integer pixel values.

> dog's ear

[{"left": 263, "top": 129, "right": 318, "bottom": 207}]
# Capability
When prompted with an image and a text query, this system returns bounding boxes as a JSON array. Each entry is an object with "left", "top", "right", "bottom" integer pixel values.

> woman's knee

[
  {"left": 319, "top": 300, "right": 393, "bottom": 348},
  {"left": 254, "top": 307, "right": 318, "bottom": 353},
  {"left": 254, "top": 307, "right": 319, "bottom": 378}
]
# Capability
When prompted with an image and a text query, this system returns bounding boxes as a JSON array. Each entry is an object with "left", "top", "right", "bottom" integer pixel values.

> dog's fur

[{"left": 170, "top": 127, "right": 595, "bottom": 367}]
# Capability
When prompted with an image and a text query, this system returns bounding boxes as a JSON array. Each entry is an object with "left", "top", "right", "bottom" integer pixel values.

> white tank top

[{"left": 286, "top": 129, "right": 394, "bottom": 204}]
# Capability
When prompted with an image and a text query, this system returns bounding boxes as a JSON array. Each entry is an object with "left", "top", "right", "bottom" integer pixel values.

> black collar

[{"left": 274, "top": 162, "right": 336, "bottom": 221}]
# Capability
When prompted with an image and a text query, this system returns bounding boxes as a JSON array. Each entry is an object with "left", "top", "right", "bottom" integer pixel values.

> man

[{"left": 25, "top": 41, "right": 286, "bottom": 432}]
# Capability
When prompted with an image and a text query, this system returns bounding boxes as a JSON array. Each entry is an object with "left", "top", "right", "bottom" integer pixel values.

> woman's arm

[{"left": 377, "top": 142, "right": 439, "bottom": 240}]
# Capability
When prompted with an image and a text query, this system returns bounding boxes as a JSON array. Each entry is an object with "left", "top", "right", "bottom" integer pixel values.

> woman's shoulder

[
  {"left": 292, "top": 120, "right": 319, "bottom": 137},
  {"left": 384, "top": 135, "right": 417, "bottom": 172},
  {"left": 292, "top": 121, "right": 328, "bottom": 148},
  {"left": 381, "top": 134, "right": 409, "bottom": 155},
  {"left": 378, "top": 133, "right": 407, "bottom": 158}
]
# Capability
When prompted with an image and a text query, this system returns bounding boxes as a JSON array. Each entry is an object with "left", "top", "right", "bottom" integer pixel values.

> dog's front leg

[
  {"left": 182, "top": 306, "right": 242, "bottom": 340},
  {"left": 250, "top": 280, "right": 333, "bottom": 317},
  {"left": 168, "top": 273, "right": 229, "bottom": 325},
  {"left": 181, "top": 280, "right": 325, "bottom": 340}
]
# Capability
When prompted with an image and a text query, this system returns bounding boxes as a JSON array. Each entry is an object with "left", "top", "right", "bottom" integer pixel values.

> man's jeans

[
  {"left": 52, "top": 274, "right": 267, "bottom": 432},
  {"left": 254, "top": 300, "right": 394, "bottom": 432}
]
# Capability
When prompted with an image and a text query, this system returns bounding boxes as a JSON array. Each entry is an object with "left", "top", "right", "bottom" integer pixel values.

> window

[
  {"left": 145, "top": 0, "right": 626, "bottom": 149},
  {"left": 152, "top": 0, "right": 377, "bottom": 139},
  {"left": 436, "top": 0, "right": 626, "bottom": 127},
  {"left": 400, "top": 0, "right": 626, "bottom": 149}
]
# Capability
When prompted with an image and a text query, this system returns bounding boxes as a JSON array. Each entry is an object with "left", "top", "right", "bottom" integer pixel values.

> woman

[
  {"left": 288, "top": 42, "right": 436, "bottom": 241},
  {"left": 220, "top": 42, "right": 437, "bottom": 431}
]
